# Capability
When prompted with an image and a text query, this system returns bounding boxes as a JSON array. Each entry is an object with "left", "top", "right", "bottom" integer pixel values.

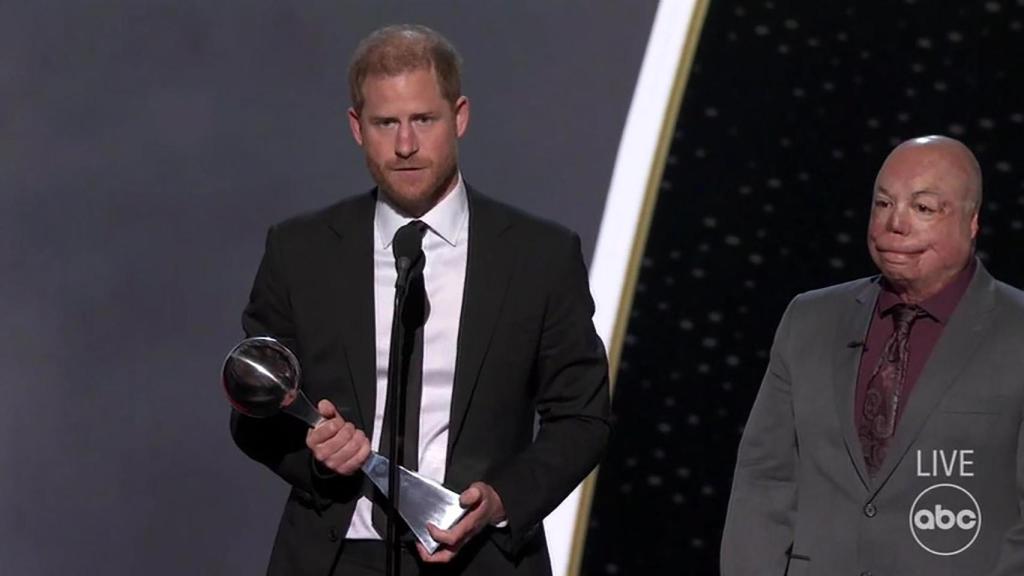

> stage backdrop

[
  {"left": 583, "top": 1, "right": 1024, "bottom": 575},
  {"left": 0, "top": 2, "right": 657, "bottom": 574}
]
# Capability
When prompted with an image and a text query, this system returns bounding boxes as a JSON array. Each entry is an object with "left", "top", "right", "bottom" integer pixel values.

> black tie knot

[
  {"left": 393, "top": 221, "right": 428, "bottom": 288},
  {"left": 393, "top": 220, "right": 428, "bottom": 258}
]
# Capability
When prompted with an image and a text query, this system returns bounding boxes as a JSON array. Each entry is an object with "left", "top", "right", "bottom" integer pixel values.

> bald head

[
  {"left": 867, "top": 135, "right": 982, "bottom": 303},
  {"left": 879, "top": 135, "right": 983, "bottom": 215}
]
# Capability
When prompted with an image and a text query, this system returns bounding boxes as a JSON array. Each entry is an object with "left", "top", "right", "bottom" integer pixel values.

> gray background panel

[{"left": 0, "top": 2, "right": 656, "bottom": 573}]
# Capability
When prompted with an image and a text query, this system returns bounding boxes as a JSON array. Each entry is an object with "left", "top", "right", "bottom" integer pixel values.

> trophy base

[{"left": 362, "top": 452, "right": 467, "bottom": 554}]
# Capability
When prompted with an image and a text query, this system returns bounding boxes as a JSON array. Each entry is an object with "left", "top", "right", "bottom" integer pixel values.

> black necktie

[{"left": 373, "top": 220, "right": 428, "bottom": 538}]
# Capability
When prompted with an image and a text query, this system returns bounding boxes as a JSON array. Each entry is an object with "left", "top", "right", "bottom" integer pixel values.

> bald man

[{"left": 722, "top": 136, "right": 1024, "bottom": 575}]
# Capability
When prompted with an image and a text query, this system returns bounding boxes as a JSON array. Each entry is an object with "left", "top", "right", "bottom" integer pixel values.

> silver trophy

[{"left": 222, "top": 336, "right": 465, "bottom": 553}]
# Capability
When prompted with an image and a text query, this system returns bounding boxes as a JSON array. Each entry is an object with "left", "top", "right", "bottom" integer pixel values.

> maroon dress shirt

[{"left": 853, "top": 260, "right": 977, "bottom": 440}]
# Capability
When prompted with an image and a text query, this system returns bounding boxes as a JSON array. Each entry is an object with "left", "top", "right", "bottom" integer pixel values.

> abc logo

[{"left": 909, "top": 483, "right": 981, "bottom": 556}]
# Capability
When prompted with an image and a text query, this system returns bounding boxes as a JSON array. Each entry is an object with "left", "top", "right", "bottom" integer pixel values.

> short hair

[{"left": 348, "top": 24, "right": 463, "bottom": 112}]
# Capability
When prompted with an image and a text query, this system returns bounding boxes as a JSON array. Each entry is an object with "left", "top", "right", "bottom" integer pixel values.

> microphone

[
  {"left": 393, "top": 222, "right": 425, "bottom": 290},
  {"left": 395, "top": 256, "right": 412, "bottom": 288}
]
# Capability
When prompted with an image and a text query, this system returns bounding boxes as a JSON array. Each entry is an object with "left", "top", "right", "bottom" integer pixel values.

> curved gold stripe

[{"left": 567, "top": 0, "right": 712, "bottom": 573}]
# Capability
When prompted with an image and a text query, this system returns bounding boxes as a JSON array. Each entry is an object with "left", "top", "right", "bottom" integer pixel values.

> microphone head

[
  {"left": 393, "top": 222, "right": 424, "bottom": 261},
  {"left": 393, "top": 222, "right": 426, "bottom": 277}
]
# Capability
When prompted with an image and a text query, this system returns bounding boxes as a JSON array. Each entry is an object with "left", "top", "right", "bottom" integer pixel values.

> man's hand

[
  {"left": 305, "top": 399, "right": 371, "bottom": 476},
  {"left": 416, "top": 481, "right": 507, "bottom": 563}
]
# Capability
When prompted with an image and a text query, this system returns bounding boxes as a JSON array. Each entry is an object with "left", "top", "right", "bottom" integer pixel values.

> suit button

[
  {"left": 328, "top": 527, "right": 339, "bottom": 542},
  {"left": 864, "top": 503, "right": 877, "bottom": 518}
]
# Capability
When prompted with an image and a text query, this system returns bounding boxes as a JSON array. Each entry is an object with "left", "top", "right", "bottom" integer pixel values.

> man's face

[
  {"left": 867, "top": 145, "right": 979, "bottom": 301},
  {"left": 348, "top": 68, "right": 469, "bottom": 217}
]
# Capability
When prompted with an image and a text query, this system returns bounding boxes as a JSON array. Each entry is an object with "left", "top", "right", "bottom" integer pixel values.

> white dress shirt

[{"left": 346, "top": 176, "right": 469, "bottom": 540}]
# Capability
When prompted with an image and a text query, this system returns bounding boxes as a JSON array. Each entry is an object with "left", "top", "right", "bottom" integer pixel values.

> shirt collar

[
  {"left": 375, "top": 173, "right": 468, "bottom": 249},
  {"left": 876, "top": 258, "right": 977, "bottom": 324}
]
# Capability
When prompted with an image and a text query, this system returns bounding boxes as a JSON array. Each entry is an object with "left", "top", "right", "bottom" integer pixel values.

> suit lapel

[
  {"left": 325, "top": 192, "right": 377, "bottom": 432},
  {"left": 447, "top": 188, "right": 515, "bottom": 453},
  {"left": 832, "top": 279, "right": 880, "bottom": 490},
  {"left": 871, "top": 263, "right": 996, "bottom": 494}
]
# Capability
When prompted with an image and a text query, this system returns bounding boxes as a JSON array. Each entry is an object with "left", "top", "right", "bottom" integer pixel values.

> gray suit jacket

[{"left": 722, "top": 261, "right": 1024, "bottom": 576}]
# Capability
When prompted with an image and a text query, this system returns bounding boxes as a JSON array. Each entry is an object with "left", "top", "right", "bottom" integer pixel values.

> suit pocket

[
  {"left": 785, "top": 554, "right": 810, "bottom": 576},
  {"left": 290, "top": 487, "right": 322, "bottom": 511}
]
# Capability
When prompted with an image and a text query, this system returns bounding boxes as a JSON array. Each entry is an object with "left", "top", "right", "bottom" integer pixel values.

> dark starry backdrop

[{"left": 583, "top": 1, "right": 1024, "bottom": 574}]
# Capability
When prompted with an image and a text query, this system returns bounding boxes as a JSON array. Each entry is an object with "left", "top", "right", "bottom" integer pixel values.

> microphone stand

[{"left": 385, "top": 255, "right": 416, "bottom": 576}]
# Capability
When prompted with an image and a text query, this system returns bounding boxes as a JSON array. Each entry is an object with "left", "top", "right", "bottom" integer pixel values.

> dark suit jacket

[
  {"left": 231, "top": 187, "right": 611, "bottom": 576},
  {"left": 721, "top": 261, "right": 1024, "bottom": 576}
]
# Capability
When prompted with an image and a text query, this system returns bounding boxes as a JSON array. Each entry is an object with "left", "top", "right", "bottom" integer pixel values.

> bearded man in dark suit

[{"left": 231, "top": 24, "right": 610, "bottom": 576}]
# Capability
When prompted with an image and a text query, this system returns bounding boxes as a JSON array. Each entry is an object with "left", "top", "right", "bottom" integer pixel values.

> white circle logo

[{"left": 909, "top": 483, "right": 981, "bottom": 556}]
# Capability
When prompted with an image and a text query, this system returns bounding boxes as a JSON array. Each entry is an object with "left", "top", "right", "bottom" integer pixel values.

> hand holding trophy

[{"left": 221, "top": 336, "right": 466, "bottom": 553}]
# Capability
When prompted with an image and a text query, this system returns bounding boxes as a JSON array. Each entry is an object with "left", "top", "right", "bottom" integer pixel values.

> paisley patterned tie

[{"left": 859, "top": 303, "right": 928, "bottom": 476}]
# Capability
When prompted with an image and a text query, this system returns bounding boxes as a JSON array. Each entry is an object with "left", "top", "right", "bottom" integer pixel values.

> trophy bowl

[
  {"left": 220, "top": 335, "right": 465, "bottom": 552},
  {"left": 222, "top": 336, "right": 301, "bottom": 418}
]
